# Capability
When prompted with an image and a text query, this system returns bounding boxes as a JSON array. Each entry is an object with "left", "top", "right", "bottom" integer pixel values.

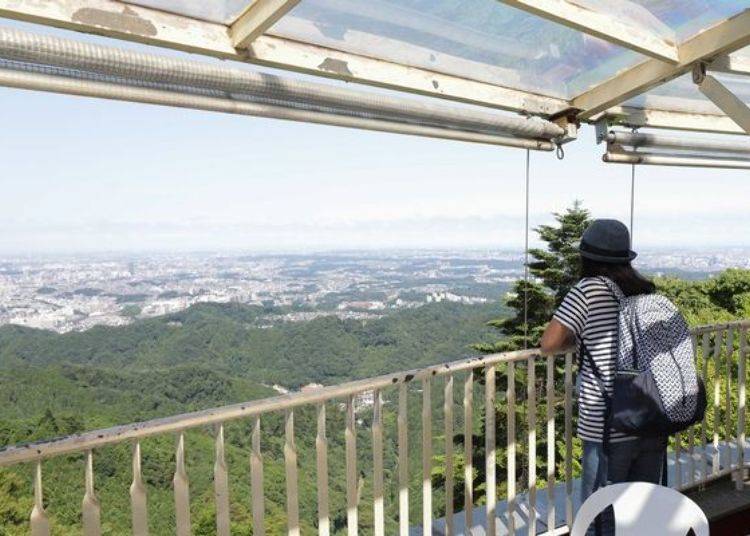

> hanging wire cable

[
  {"left": 629, "top": 126, "right": 638, "bottom": 248},
  {"left": 523, "top": 149, "right": 530, "bottom": 349},
  {"left": 630, "top": 163, "right": 635, "bottom": 248}
]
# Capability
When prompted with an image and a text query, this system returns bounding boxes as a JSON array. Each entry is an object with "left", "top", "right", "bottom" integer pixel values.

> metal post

[{"left": 524, "top": 149, "right": 530, "bottom": 349}]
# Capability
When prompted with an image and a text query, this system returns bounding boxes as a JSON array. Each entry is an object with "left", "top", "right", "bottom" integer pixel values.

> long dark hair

[{"left": 580, "top": 257, "right": 655, "bottom": 297}]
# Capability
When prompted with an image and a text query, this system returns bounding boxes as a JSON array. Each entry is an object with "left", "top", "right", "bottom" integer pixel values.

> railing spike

[
  {"left": 738, "top": 327, "right": 748, "bottom": 490},
  {"left": 526, "top": 356, "right": 537, "bottom": 535},
  {"left": 713, "top": 330, "right": 724, "bottom": 475},
  {"left": 284, "top": 409, "right": 300, "bottom": 536},
  {"left": 546, "top": 354, "right": 556, "bottom": 531},
  {"left": 214, "top": 424, "right": 231, "bottom": 536},
  {"left": 564, "top": 352, "right": 574, "bottom": 528},
  {"left": 422, "top": 378, "right": 433, "bottom": 535},
  {"left": 726, "top": 327, "right": 734, "bottom": 470},
  {"left": 130, "top": 441, "right": 148, "bottom": 536},
  {"left": 463, "top": 371, "right": 474, "bottom": 534},
  {"left": 372, "top": 390, "right": 385, "bottom": 536},
  {"left": 345, "top": 396, "right": 358, "bottom": 536},
  {"left": 701, "top": 331, "right": 711, "bottom": 482},
  {"left": 82, "top": 449, "right": 102, "bottom": 536},
  {"left": 485, "top": 364, "right": 496, "bottom": 536},
  {"left": 250, "top": 416, "right": 265, "bottom": 536},
  {"left": 688, "top": 334, "right": 698, "bottom": 487},
  {"left": 173, "top": 432, "right": 191, "bottom": 536},
  {"left": 316, "top": 404, "right": 330, "bottom": 536},
  {"left": 398, "top": 383, "right": 409, "bottom": 536},
  {"left": 506, "top": 361, "right": 516, "bottom": 535},
  {"left": 443, "top": 375, "right": 454, "bottom": 536},
  {"left": 30, "top": 460, "right": 50, "bottom": 536}
]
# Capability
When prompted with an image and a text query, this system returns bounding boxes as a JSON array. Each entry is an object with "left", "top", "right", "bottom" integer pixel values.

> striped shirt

[{"left": 553, "top": 277, "right": 631, "bottom": 443}]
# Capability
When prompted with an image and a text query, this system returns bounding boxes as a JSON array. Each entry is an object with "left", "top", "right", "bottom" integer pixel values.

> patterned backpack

[{"left": 581, "top": 277, "right": 707, "bottom": 446}]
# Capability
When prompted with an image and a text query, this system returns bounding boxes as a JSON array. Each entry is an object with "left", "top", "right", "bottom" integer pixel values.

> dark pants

[
  {"left": 580, "top": 436, "right": 667, "bottom": 536},
  {"left": 608, "top": 436, "right": 668, "bottom": 484}
]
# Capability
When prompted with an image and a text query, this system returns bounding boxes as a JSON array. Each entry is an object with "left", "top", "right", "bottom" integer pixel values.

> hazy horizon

[{"left": 1, "top": 244, "right": 749, "bottom": 259}]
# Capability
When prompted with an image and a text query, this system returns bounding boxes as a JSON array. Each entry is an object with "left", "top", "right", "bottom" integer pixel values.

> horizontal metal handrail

[
  {"left": 0, "top": 345, "right": 565, "bottom": 467},
  {"left": 692, "top": 318, "right": 750, "bottom": 335}
]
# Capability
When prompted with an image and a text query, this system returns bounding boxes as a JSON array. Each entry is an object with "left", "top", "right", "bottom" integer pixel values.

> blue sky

[{"left": 1, "top": 23, "right": 749, "bottom": 255}]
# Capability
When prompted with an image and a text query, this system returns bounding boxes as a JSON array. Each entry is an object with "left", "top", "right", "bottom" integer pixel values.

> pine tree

[
  {"left": 479, "top": 201, "right": 592, "bottom": 352},
  {"left": 529, "top": 200, "right": 591, "bottom": 305}
]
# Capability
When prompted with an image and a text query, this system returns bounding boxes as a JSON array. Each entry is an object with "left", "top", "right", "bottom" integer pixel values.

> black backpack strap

[{"left": 579, "top": 341, "right": 612, "bottom": 452}]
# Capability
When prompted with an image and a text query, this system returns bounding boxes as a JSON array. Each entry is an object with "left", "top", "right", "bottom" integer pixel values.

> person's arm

[
  {"left": 543, "top": 283, "right": 588, "bottom": 354},
  {"left": 540, "top": 318, "right": 575, "bottom": 354}
]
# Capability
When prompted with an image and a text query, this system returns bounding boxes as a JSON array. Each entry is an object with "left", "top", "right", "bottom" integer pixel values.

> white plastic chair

[{"left": 570, "top": 482, "right": 709, "bottom": 536}]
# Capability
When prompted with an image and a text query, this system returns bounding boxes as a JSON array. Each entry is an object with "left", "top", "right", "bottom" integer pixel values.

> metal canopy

[{"left": 0, "top": 0, "right": 749, "bottom": 140}]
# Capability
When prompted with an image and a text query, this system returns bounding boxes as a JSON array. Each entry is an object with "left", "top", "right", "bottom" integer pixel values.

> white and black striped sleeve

[{"left": 553, "top": 285, "right": 588, "bottom": 338}]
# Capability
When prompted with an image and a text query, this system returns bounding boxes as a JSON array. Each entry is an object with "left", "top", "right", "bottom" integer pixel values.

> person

[{"left": 539, "top": 219, "right": 667, "bottom": 536}]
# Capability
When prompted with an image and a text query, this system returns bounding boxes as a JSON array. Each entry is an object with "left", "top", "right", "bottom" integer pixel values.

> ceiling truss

[
  {"left": 0, "top": 0, "right": 748, "bottom": 139},
  {"left": 573, "top": 8, "right": 750, "bottom": 120}
]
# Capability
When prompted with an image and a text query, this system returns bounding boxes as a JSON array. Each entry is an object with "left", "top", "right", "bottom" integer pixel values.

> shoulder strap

[
  {"left": 579, "top": 341, "right": 612, "bottom": 451},
  {"left": 598, "top": 276, "right": 625, "bottom": 303},
  {"left": 579, "top": 341, "right": 609, "bottom": 398}
]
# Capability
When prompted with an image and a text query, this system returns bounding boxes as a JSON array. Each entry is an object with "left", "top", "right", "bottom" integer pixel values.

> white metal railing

[{"left": 1, "top": 320, "right": 748, "bottom": 535}]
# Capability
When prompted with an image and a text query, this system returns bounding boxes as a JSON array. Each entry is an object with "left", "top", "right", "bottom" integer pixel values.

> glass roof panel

[
  {"left": 626, "top": 1, "right": 749, "bottom": 43},
  {"left": 268, "top": 0, "right": 645, "bottom": 100},
  {"left": 624, "top": 72, "right": 750, "bottom": 115},
  {"left": 124, "top": 0, "right": 251, "bottom": 24}
]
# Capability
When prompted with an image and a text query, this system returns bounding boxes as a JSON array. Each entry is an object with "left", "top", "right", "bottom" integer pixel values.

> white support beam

[
  {"left": 230, "top": 0, "right": 301, "bottom": 49},
  {"left": 711, "top": 53, "right": 750, "bottom": 76},
  {"left": 0, "top": 0, "right": 567, "bottom": 116},
  {"left": 0, "top": 0, "right": 237, "bottom": 56},
  {"left": 696, "top": 70, "right": 750, "bottom": 135},
  {"left": 496, "top": 0, "right": 679, "bottom": 63},
  {"left": 246, "top": 35, "right": 565, "bottom": 116},
  {"left": 573, "top": 8, "right": 750, "bottom": 119}
]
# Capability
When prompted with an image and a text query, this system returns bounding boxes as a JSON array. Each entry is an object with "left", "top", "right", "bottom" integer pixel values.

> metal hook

[{"left": 555, "top": 143, "right": 565, "bottom": 160}]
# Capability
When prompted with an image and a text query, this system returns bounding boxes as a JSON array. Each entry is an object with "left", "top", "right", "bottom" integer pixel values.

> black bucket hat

[{"left": 579, "top": 219, "right": 637, "bottom": 263}]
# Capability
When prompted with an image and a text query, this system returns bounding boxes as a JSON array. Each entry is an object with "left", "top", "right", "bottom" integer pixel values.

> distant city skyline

[
  {"left": 2, "top": 249, "right": 746, "bottom": 333},
  {"left": 1, "top": 21, "right": 748, "bottom": 256}
]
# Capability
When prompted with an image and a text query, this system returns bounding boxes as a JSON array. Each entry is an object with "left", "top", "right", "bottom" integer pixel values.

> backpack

[{"left": 580, "top": 277, "right": 707, "bottom": 448}]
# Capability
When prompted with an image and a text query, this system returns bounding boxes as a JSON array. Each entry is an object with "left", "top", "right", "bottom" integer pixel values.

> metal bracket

[
  {"left": 594, "top": 117, "right": 610, "bottom": 144},
  {"left": 692, "top": 62, "right": 707, "bottom": 85},
  {"left": 693, "top": 62, "right": 750, "bottom": 135},
  {"left": 551, "top": 114, "right": 579, "bottom": 145}
]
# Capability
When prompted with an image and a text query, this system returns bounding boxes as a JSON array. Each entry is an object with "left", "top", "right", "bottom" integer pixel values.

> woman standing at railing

[{"left": 539, "top": 219, "right": 665, "bottom": 536}]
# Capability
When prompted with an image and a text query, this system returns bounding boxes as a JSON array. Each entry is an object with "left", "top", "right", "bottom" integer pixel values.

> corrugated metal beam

[
  {"left": 496, "top": 0, "right": 679, "bottom": 63},
  {"left": 573, "top": 8, "right": 750, "bottom": 119},
  {"left": 230, "top": 0, "right": 301, "bottom": 49},
  {"left": 604, "top": 151, "right": 750, "bottom": 169},
  {"left": 597, "top": 106, "right": 747, "bottom": 135}
]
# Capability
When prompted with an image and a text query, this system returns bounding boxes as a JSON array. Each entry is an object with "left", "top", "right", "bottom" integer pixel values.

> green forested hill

[
  {"left": 0, "top": 301, "right": 501, "bottom": 535},
  {"left": 0, "top": 301, "right": 501, "bottom": 388}
]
